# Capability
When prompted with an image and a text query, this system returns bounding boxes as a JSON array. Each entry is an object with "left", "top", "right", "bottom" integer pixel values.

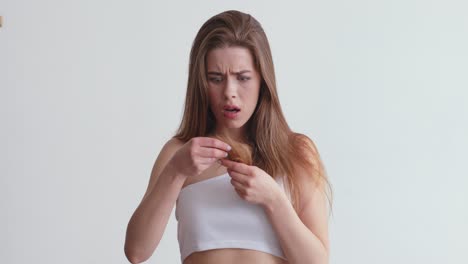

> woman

[{"left": 124, "top": 10, "right": 333, "bottom": 264}]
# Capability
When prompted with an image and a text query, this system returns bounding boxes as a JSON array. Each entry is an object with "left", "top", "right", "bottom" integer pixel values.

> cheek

[
  {"left": 207, "top": 88, "right": 217, "bottom": 101},
  {"left": 208, "top": 90, "right": 221, "bottom": 109},
  {"left": 245, "top": 86, "right": 260, "bottom": 106}
]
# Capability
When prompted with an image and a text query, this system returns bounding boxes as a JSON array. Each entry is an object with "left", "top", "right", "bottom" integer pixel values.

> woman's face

[{"left": 206, "top": 46, "right": 261, "bottom": 140}]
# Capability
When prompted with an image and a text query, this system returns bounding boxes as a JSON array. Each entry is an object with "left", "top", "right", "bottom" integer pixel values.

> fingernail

[{"left": 227, "top": 145, "right": 232, "bottom": 151}]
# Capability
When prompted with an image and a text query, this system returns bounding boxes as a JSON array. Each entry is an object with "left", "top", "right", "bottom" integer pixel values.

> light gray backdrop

[{"left": 2, "top": 0, "right": 467, "bottom": 263}]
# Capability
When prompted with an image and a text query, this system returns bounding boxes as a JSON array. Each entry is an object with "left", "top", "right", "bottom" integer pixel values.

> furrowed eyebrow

[
  {"left": 207, "top": 72, "right": 223, "bottom": 76},
  {"left": 207, "top": 70, "right": 251, "bottom": 75}
]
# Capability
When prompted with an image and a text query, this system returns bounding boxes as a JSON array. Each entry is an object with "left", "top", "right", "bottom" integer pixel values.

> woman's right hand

[{"left": 167, "top": 137, "right": 231, "bottom": 178}]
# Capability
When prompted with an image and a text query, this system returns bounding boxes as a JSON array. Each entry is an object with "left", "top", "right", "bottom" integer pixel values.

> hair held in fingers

[{"left": 211, "top": 134, "right": 253, "bottom": 165}]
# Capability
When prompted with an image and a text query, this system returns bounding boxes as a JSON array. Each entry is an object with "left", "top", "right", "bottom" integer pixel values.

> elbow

[
  {"left": 310, "top": 247, "right": 329, "bottom": 264},
  {"left": 321, "top": 249, "right": 330, "bottom": 264},
  {"left": 124, "top": 244, "right": 150, "bottom": 264}
]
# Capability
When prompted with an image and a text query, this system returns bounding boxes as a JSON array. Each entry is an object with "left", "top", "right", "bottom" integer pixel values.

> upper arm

[
  {"left": 295, "top": 136, "right": 330, "bottom": 254},
  {"left": 141, "top": 137, "right": 185, "bottom": 201},
  {"left": 298, "top": 179, "right": 330, "bottom": 255}
]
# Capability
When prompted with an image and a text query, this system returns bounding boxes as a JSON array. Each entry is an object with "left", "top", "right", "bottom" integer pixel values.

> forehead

[{"left": 206, "top": 46, "right": 255, "bottom": 71}]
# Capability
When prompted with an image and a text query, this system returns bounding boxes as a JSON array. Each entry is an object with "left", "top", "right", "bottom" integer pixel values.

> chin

[
  {"left": 223, "top": 122, "right": 245, "bottom": 128},
  {"left": 216, "top": 113, "right": 253, "bottom": 128}
]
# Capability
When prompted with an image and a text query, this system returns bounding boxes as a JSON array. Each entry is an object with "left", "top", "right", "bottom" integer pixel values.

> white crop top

[{"left": 175, "top": 172, "right": 291, "bottom": 263}]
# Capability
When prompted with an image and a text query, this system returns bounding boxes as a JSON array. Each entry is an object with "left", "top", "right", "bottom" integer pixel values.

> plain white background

[{"left": 2, "top": 0, "right": 467, "bottom": 263}]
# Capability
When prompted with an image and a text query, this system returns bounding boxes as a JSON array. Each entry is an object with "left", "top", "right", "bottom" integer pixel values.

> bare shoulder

[
  {"left": 165, "top": 137, "right": 186, "bottom": 150},
  {"left": 292, "top": 133, "right": 326, "bottom": 193},
  {"left": 141, "top": 137, "right": 186, "bottom": 201},
  {"left": 292, "top": 132, "right": 320, "bottom": 157}
]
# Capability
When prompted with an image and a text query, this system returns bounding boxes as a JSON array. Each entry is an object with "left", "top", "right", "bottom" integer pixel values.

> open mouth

[
  {"left": 223, "top": 105, "right": 241, "bottom": 113},
  {"left": 224, "top": 108, "right": 240, "bottom": 113}
]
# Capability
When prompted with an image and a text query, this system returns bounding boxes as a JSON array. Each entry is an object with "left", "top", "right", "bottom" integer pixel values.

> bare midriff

[{"left": 183, "top": 248, "right": 288, "bottom": 264}]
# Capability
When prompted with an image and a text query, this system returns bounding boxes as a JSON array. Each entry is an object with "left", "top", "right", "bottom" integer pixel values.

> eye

[
  {"left": 239, "top": 76, "right": 251, "bottom": 81},
  {"left": 209, "top": 77, "right": 223, "bottom": 83}
]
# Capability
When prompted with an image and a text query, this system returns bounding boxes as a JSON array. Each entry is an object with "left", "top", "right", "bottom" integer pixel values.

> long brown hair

[{"left": 173, "top": 10, "right": 333, "bottom": 216}]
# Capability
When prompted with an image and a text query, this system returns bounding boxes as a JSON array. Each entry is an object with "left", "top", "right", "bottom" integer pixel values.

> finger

[
  {"left": 199, "top": 156, "right": 224, "bottom": 165},
  {"left": 228, "top": 170, "right": 250, "bottom": 186},
  {"left": 199, "top": 137, "right": 232, "bottom": 152},
  {"left": 198, "top": 147, "right": 229, "bottom": 159},
  {"left": 220, "top": 158, "right": 251, "bottom": 174},
  {"left": 230, "top": 178, "right": 246, "bottom": 193}
]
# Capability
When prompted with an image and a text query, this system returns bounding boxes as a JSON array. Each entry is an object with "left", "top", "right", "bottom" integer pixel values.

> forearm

[
  {"left": 264, "top": 192, "right": 329, "bottom": 264},
  {"left": 124, "top": 164, "right": 186, "bottom": 263}
]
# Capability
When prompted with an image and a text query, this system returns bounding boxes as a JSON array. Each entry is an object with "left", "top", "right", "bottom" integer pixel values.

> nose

[{"left": 223, "top": 76, "right": 237, "bottom": 99}]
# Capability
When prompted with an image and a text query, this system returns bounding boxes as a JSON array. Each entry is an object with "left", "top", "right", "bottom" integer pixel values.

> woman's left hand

[{"left": 219, "top": 158, "right": 282, "bottom": 209}]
